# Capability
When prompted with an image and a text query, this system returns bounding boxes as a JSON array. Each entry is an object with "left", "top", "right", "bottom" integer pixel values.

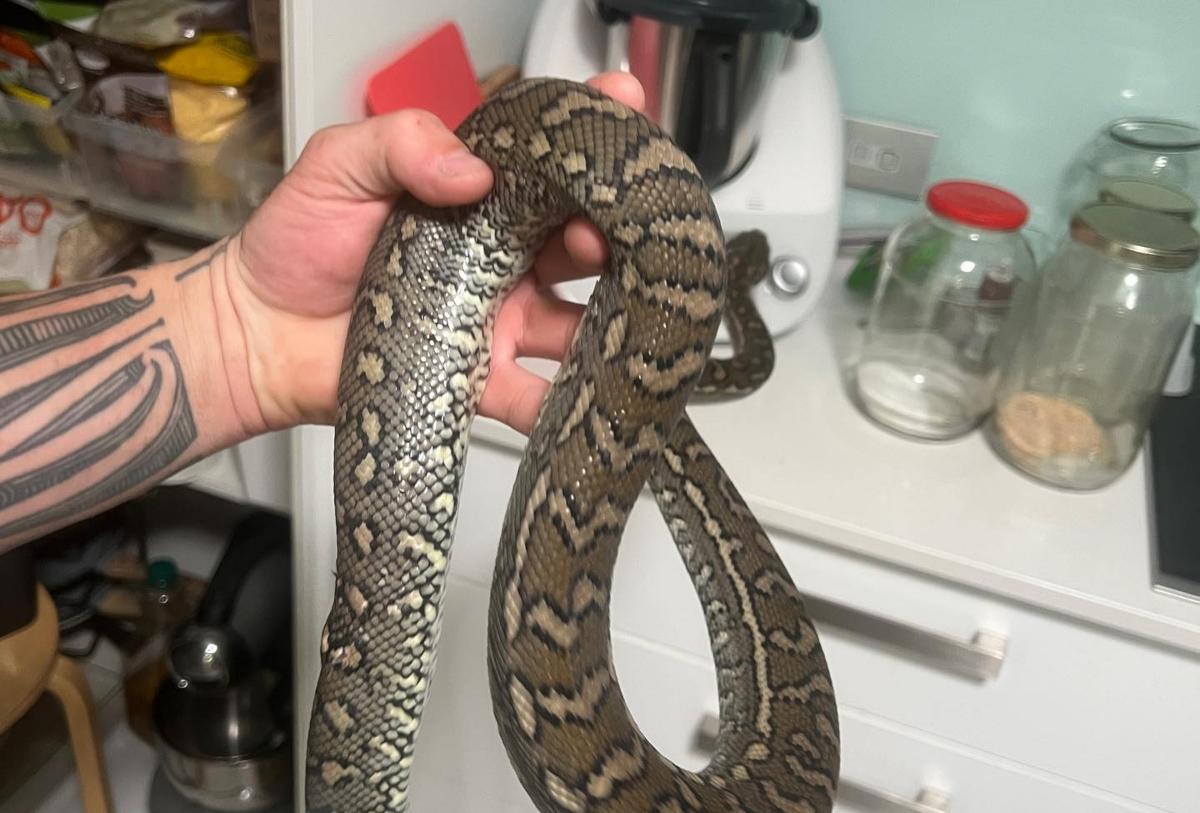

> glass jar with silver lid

[
  {"left": 986, "top": 203, "right": 1200, "bottom": 489},
  {"left": 1100, "top": 177, "right": 1198, "bottom": 222},
  {"left": 1099, "top": 177, "right": 1199, "bottom": 396}
]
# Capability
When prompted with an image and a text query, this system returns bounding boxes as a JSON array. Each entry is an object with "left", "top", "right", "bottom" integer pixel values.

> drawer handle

[
  {"left": 836, "top": 782, "right": 951, "bottom": 813},
  {"left": 693, "top": 715, "right": 950, "bottom": 813},
  {"left": 802, "top": 595, "right": 1007, "bottom": 681}
]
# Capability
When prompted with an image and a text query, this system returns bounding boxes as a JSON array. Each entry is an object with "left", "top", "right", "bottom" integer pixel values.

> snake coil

[{"left": 307, "top": 77, "right": 839, "bottom": 813}]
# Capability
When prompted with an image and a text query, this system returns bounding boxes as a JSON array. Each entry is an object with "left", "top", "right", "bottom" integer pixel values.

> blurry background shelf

[{"left": 0, "top": 93, "right": 282, "bottom": 242}]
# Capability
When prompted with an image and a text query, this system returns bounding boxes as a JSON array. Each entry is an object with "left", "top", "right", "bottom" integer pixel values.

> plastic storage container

[
  {"left": 853, "top": 180, "right": 1037, "bottom": 440},
  {"left": 65, "top": 96, "right": 281, "bottom": 239},
  {"left": 0, "top": 90, "right": 84, "bottom": 198},
  {"left": 214, "top": 95, "right": 283, "bottom": 223},
  {"left": 987, "top": 203, "right": 1200, "bottom": 489}
]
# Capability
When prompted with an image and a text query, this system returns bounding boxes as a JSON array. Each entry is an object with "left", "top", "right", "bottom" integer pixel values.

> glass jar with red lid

[{"left": 853, "top": 180, "right": 1037, "bottom": 440}]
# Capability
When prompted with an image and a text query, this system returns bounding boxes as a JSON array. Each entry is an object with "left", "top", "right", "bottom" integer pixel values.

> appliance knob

[{"left": 770, "top": 256, "right": 810, "bottom": 298}]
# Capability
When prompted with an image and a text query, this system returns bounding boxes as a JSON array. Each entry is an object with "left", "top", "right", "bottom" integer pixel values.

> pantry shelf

[{"left": 0, "top": 92, "right": 282, "bottom": 243}]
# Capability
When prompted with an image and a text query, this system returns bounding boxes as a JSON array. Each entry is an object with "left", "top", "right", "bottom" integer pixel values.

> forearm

[{"left": 0, "top": 237, "right": 265, "bottom": 551}]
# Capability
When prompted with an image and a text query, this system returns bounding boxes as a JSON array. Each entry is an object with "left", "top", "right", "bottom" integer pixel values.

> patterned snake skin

[
  {"left": 307, "top": 78, "right": 839, "bottom": 813},
  {"left": 693, "top": 230, "right": 775, "bottom": 399}
]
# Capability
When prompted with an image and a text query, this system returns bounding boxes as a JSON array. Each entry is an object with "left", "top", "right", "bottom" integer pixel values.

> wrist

[
  {"left": 164, "top": 236, "right": 270, "bottom": 446},
  {"left": 220, "top": 233, "right": 347, "bottom": 430}
]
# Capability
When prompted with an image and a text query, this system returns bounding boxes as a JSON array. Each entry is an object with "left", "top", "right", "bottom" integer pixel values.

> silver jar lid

[
  {"left": 1099, "top": 178, "right": 1197, "bottom": 221},
  {"left": 1071, "top": 203, "right": 1200, "bottom": 270}
]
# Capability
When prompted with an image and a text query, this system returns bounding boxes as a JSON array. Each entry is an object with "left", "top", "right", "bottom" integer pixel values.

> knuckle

[
  {"left": 300, "top": 125, "right": 341, "bottom": 163},
  {"left": 393, "top": 108, "right": 444, "bottom": 140}
]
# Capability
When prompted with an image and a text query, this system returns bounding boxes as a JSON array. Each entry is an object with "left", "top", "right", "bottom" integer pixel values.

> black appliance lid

[{"left": 597, "top": 0, "right": 819, "bottom": 37}]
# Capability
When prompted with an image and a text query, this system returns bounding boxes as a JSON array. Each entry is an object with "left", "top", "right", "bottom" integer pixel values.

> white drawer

[
  {"left": 832, "top": 709, "right": 1154, "bottom": 813},
  {"left": 607, "top": 497, "right": 1200, "bottom": 811},
  {"left": 409, "top": 575, "right": 1151, "bottom": 813},
  {"left": 451, "top": 440, "right": 1200, "bottom": 811}
]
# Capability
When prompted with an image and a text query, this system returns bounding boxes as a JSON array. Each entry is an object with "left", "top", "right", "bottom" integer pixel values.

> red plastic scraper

[{"left": 365, "top": 22, "right": 484, "bottom": 130}]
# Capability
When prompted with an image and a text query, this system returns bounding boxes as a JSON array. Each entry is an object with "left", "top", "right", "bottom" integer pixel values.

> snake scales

[{"left": 308, "top": 78, "right": 839, "bottom": 813}]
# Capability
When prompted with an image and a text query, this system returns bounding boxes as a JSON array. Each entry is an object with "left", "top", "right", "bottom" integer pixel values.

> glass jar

[
  {"left": 986, "top": 203, "right": 1200, "bottom": 489},
  {"left": 1100, "top": 177, "right": 1198, "bottom": 222},
  {"left": 853, "top": 180, "right": 1037, "bottom": 439},
  {"left": 1099, "top": 178, "right": 1200, "bottom": 397},
  {"left": 1058, "top": 118, "right": 1200, "bottom": 231}
]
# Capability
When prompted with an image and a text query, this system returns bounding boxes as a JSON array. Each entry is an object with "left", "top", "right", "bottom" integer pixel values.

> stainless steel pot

[
  {"left": 595, "top": 0, "right": 819, "bottom": 185},
  {"left": 149, "top": 511, "right": 294, "bottom": 811},
  {"left": 152, "top": 672, "right": 291, "bottom": 812},
  {"left": 154, "top": 726, "right": 290, "bottom": 812}
]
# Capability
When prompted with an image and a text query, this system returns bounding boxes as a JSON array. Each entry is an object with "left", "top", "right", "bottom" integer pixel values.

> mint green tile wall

[{"left": 820, "top": 0, "right": 1200, "bottom": 242}]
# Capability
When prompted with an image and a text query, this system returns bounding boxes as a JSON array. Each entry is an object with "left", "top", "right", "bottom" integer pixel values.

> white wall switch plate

[{"left": 844, "top": 116, "right": 939, "bottom": 199}]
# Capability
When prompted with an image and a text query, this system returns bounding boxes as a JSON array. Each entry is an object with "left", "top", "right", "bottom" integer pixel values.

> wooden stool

[{"left": 0, "top": 585, "right": 113, "bottom": 813}]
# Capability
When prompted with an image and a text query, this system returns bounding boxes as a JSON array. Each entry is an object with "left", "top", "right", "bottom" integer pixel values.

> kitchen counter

[{"left": 471, "top": 254, "right": 1200, "bottom": 657}]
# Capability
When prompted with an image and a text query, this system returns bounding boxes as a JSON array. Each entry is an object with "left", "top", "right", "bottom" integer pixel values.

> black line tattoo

[
  {"left": 0, "top": 320, "right": 162, "bottom": 434},
  {"left": 0, "top": 274, "right": 134, "bottom": 317},
  {"left": 0, "top": 291, "right": 153, "bottom": 373},
  {"left": 0, "top": 265, "right": 200, "bottom": 542},
  {"left": 175, "top": 237, "right": 230, "bottom": 282},
  {"left": 0, "top": 344, "right": 197, "bottom": 540},
  {"left": 0, "top": 360, "right": 163, "bottom": 511},
  {"left": 1, "top": 358, "right": 146, "bottom": 462}
]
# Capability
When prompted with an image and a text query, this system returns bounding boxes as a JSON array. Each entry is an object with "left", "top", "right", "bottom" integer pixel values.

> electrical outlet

[{"left": 844, "top": 117, "right": 938, "bottom": 199}]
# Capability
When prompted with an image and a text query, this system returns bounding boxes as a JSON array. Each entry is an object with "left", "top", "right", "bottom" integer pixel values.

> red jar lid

[{"left": 926, "top": 180, "right": 1029, "bottom": 231}]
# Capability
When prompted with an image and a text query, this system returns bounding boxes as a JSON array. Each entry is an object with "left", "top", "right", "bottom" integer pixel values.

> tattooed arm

[
  {"left": 0, "top": 71, "right": 644, "bottom": 552},
  {"left": 0, "top": 240, "right": 257, "bottom": 546}
]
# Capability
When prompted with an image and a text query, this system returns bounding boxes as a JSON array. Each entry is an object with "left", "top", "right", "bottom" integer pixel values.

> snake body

[
  {"left": 308, "top": 78, "right": 839, "bottom": 813},
  {"left": 693, "top": 230, "right": 775, "bottom": 399}
]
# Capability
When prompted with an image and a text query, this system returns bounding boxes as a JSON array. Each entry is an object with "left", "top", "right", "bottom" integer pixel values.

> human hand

[{"left": 224, "top": 72, "right": 645, "bottom": 435}]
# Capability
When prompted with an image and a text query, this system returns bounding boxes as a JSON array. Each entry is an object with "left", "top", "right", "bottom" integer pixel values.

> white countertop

[{"left": 471, "top": 255, "right": 1200, "bottom": 657}]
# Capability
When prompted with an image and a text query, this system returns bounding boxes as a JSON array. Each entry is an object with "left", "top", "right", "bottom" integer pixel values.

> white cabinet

[{"left": 833, "top": 710, "right": 1153, "bottom": 813}]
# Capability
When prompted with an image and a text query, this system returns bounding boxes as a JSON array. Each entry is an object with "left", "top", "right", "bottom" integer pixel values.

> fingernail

[{"left": 439, "top": 149, "right": 489, "bottom": 177}]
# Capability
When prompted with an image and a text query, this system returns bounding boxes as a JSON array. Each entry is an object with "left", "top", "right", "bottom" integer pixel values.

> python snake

[
  {"left": 307, "top": 77, "right": 839, "bottom": 813},
  {"left": 692, "top": 229, "right": 775, "bottom": 399}
]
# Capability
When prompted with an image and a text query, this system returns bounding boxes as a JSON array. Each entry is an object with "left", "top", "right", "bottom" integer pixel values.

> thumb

[{"left": 293, "top": 108, "right": 493, "bottom": 207}]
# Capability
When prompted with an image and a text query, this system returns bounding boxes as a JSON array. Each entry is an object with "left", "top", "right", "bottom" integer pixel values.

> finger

[
  {"left": 294, "top": 109, "right": 493, "bottom": 207},
  {"left": 563, "top": 218, "right": 610, "bottom": 272},
  {"left": 586, "top": 72, "right": 646, "bottom": 112},
  {"left": 480, "top": 365, "right": 552, "bottom": 436},
  {"left": 534, "top": 226, "right": 604, "bottom": 285},
  {"left": 515, "top": 286, "right": 585, "bottom": 360}
]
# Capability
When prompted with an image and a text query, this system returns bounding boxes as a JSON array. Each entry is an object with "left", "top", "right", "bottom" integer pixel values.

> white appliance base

[{"left": 522, "top": 0, "right": 845, "bottom": 342}]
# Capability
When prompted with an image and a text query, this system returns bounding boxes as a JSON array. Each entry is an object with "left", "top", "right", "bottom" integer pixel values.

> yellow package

[
  {"left": 169, "top": 78, "right": 248, "bottom": 144},
  {"left": 169, "top": 79, "right": 247, "bottom": 203},
  {"left": 182, "top": 143, "right": 238, "bottom": 204},
  {"left": 157, "top": 33, "right": 259, "bottom": 88}
]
